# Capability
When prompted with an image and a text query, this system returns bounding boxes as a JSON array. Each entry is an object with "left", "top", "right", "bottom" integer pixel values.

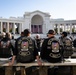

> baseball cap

[
  {"left": 61, "top": 32, "right": 67, "bottom": 37},
  {"left": 47, "top": 30, "right": 54, "bottom": 35},
  {"left": 24, "top": 29, "right": 30, "bottom": 36}
]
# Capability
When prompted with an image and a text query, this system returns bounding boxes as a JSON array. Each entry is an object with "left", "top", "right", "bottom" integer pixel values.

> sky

[{"left": 0, "top": 0, "right": 76, "bottom": 20}]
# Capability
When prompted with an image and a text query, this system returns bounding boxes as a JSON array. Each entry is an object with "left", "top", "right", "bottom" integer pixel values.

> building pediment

[{"left": 24, "top": 10, "right": 51, "bottom": 17}]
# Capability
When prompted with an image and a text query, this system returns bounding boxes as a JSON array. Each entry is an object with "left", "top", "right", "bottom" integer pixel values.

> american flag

[{"left": 23, "top": 42, "right": 28, "bottom": 46}]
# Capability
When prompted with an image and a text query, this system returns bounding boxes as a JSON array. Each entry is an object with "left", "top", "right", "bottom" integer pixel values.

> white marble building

[{"left": 0, "top": 10, "right": 76, "bottom": 38}]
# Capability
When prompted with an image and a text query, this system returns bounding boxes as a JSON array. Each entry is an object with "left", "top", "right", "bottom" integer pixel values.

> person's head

[
  {"left": 47, "top": 30, "right": 55, "bottom": 38},
  {"left": 35, "top": 34, "right": 40, "bottom": 39},
  {"left": 24, "top": 29, "right": 31, "bottom": 37},
  {"left": 6, "top": 32, "right": 12, "bottom": 39},
  {"left": 12, "top": 36, "right": 14, "bottom": 39},
  {"left": 1, "top": 32, "right": 6, "bottom": 38},
  {"left": 61, "top": 32, "right": 67, "bottom": 37},
  {"left": 21, "top": 31, "right": 24, "bottom": 37}
]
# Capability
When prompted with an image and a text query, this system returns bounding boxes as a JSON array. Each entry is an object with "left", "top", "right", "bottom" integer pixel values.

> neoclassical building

[{"left": 0, "top": 10, "right": 76, "bottom": 38}]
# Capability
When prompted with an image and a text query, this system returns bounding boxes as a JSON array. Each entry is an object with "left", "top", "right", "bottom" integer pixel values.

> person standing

[{"left": 35, "top": 34, "right": 42, "bottom": 54}]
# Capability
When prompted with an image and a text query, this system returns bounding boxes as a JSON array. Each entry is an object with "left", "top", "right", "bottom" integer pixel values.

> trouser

[
  {"left": 5, "top": 66, "right": 14, "bottom": 75},
  {"left": 39, "top": 66, "right": 48, "bottom": 75}
]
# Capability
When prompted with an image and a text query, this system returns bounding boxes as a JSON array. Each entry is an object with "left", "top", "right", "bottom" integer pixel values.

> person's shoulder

[
  {"left": 42, "top": 38, "right": 48, "bottom": 43},
  {"left": 48, "top": 36, "right": 57, "bottom": 40},
  {"left": 59, "top": 36, "right": 62, "bottom": 39},
  {"left": 29, "top": 37, "right": 35, "bottom": 42},
  {"left": 65, "top": 36, "right": 71, "bottom": 40},
  {"left": 16, "top": 36, "right": 22, "bottom": 42},
  {"left": 27, "top": 36, "right": 33, "bottom": 40}
]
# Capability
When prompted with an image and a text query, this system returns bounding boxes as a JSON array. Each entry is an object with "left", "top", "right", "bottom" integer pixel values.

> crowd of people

[{"left": 0, "top": 29, "right": 76, "bottom": 75}]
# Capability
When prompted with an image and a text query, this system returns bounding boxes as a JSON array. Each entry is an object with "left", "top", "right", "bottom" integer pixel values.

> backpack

[
  {"left": 0, "top": 40, "right": 11, "bottom": 57},
  {"left": 17, "top": 37, "right": 35, "bottom": 63},
  {"left": 47, "top": 38, "right": 62, "bottom": 62},
  {"left": 63, "top": 37, "right": 73, "bottom": 58}
]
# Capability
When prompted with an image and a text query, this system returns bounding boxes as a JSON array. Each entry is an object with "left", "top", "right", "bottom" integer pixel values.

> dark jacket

[
  {"left": 59, "top": 36, "right": 73, "bottom": 58},
  {"left": 41, "top": 37, "right": 63, "bottom": 63},
  {"left": 0, "top": 37, "right": 15, "bottom": 58},
  {"left": 14, "top": 36, "right": 38, "bottom": 62}
]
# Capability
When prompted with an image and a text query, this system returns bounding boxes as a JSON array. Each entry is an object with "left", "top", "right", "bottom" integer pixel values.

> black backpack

[
  {"left": 47, "top": 38, "right": 62, "bottom": 62},
  {"left": 0, "top": 40, "right": 11, "bottom": 57},
  {"left": 63, "top": 37, "right": 73, "bottom": 58},
  {"left": 17, "top": 37, "right": 35, "bottom": 63}
]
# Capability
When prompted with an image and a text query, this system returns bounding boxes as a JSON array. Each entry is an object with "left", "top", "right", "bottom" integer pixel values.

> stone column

[
  {"left": 43, "top": 21, "right": 46, "bottom": 34},
  {"left": 13, "top": 23, "right": 15, "bottom": 34},
  {"left": 58, "top": 24, "right": 60, "bottom": 34},
  {"left": 62, "top": 24, "right": 64, "bottom": 31},
  {"left": 29, "top": 23, "right": 31, "bottom": 32},
  {"left": 21, "top": 23, "right": 22, "bottom": 32},
  {"left": 1, "top": 22, "right": 2, "bottom": 33},
  {"left": 19, "top": 23, "right": 22, "bottom": 34},
  {"left": 64, "top": 23, "right": 66, "bottom": 31},
  {"left": 53, "top": 24, "right": 55, "bottom": 31},
  {"left": 70, "top": 23, "right": 72, "bottom": 34},
  {"left": 7, "top": 22, "right": 9, "bottom": 32},
  {"left": 44, "top": 23, "right": 46, "bottom": 34}
]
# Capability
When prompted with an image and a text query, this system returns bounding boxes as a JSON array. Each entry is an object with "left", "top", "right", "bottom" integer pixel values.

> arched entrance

[{"left": 31, "top": 15, "right": 43, "bottom": 34}]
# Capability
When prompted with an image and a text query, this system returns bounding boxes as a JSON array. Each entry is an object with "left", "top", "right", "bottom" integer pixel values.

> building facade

[{"left": 0, "top": 10, "right": 76, "bottom": 38}]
